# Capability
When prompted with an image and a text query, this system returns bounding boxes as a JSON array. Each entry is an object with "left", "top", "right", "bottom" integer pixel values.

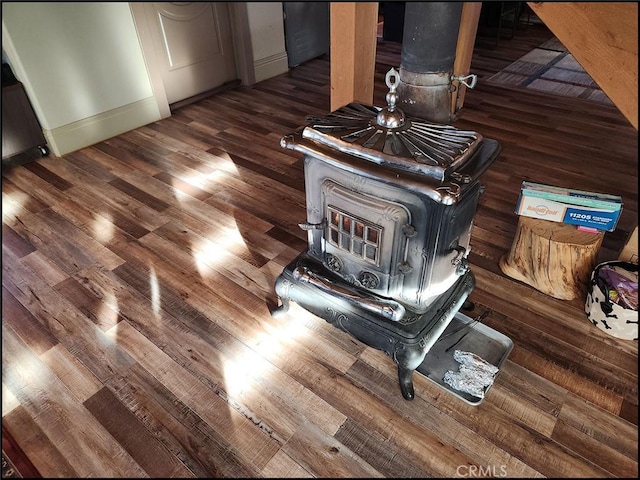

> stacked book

[{"left": 515, "top": 181, "right": 623, "bottom": 232}]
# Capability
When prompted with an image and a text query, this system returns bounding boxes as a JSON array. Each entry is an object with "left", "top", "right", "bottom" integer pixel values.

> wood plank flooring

[{"left": 2, "top": 21, "right": 637, "bottom": 478}]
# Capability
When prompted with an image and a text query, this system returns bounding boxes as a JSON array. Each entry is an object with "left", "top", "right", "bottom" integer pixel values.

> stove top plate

[{"left": 302, "top": 103, "right": 483, "bottom": 182}]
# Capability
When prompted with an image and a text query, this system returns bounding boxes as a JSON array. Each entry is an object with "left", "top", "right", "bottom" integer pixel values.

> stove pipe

[{"left": 397, "top": 2, "right": 463, "bottom": 124}]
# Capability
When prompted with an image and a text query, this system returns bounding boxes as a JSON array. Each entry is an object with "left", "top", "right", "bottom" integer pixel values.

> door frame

[{"left": 129, "top": 2, "right": 254, "bottom": 118}]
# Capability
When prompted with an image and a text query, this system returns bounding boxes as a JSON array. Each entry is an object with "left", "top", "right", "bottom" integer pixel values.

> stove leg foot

[
  {"left": 398, "top": 366, "right": 415, "bottom": 400},
  {"left": 271, "top": 297, "right": 290, "bottom": 317}
]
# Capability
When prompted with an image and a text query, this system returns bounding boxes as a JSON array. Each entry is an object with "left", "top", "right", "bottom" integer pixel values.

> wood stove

[{"left": 272, "top": 69, "right": 502, "bottom": 400}]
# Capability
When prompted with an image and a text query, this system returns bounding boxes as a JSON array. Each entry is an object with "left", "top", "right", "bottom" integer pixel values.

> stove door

[{"left": 321, "top": 180, "right": 411, "bottom": 297}]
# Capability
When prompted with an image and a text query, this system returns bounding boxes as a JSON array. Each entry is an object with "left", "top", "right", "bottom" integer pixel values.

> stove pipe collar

[{"left": 396, "top": 2, "right": 464, "bottom": 124}]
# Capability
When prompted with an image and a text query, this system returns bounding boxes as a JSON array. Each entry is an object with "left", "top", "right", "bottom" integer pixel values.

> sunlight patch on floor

[
  {"left": 182, "top": 169, "right": 229, "bottom": 190},
  {"left": 149, "top": 266, "right": 161, "bottom": 315},
  {"left": 91, "top": 212, "right": 114, "bottom": 243},
  {"left": 223, "top": 311, "right": 312, "bottom": 399},
  {"left": 2, "top": 383, "right": 20, "bottom": 416},
  {"left": 252, "top": 307, "right": 314, "bottom": 361},
  {"left": 178, "top": 153, "right": 239, "bottom": 193},
  {"left": 95, "top": 288, "right": 120, "bottom": 326},
  {"left": 192, "top": 226, "right": 246, "bottom": 275},
  {"left": 2, "top": 189, "right": 29, "bottom": 223},
  {"left": 204, "top": 148, "right": 238, "bottom": 173},
  {"left": 222, "top": 352, "right": 266, "bottom": 398}
]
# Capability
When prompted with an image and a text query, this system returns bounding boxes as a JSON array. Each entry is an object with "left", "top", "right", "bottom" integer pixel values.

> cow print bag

[{"left": 585, "top": 261, "right": 638, "bottom": 341}]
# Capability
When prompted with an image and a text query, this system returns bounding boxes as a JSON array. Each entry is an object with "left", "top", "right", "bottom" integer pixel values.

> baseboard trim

[
  {"left": 42, "top": 97, "right": 161, "bottom": 156},
  {"left": 253, "top": 51, "right": 289, "bottom": 84}
]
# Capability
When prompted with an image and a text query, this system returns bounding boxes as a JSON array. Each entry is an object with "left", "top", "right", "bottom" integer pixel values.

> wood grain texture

[
  {"left": 84, "top": 387, "right": 195, "bottom": 477},
  {"left": 2, "top": 406, "right": 78, "bottom": 478},
  {"left": 329, "top": 2, "right": 379, "bottom": 110},
  {"left": 452, "top": 2, "right": 483, "bottom": 114},
  {"left": 528, "top": 1, "right": 638, "bottom": 129},
  {"left": 499, "top": 216, "right": 605, "bottom": 299},
  {"left": 2, "top": 20, "right": 637, "bottom": 478}
]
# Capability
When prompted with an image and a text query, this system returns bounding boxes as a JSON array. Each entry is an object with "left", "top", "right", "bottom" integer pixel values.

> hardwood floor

[{"left": 2, "top": 21, "right": 637, "bottom": 478}]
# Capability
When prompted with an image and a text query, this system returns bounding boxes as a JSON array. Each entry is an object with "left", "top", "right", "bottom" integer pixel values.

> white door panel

[{"left": 144, "top": 2, "right": 237, "bottom": 104}]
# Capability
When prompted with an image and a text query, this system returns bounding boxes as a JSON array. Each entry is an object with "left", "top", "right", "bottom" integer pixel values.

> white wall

[
  {"left": 2, "top": 2, "right": 161, "bottom": 156},
  {"left": 1, "top": 2, "right": 289, "bottom": 157},
  {"left": 244, "top": 2, "right": 288, "bottom": 83}
]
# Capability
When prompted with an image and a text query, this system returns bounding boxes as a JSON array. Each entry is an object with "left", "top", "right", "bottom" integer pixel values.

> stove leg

[
  {"left": 462, "top": 299, "right": 475, "bottom": 311},
  {"left": 398, "top": 366, "right": 415, "bottom": 400},
  {"left": 271, "top": 297, "right": 290, "bottom": 317},
  {"left": 394, "top": 343, "right": 426, "bottom": 400},
  {"left": 272, "top": 274, "right": 292, "bottom": 317}
]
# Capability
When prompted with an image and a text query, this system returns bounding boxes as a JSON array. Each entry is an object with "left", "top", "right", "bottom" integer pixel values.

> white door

[{"left": 142, "top": 2, "right": 238, "bottom": 105}]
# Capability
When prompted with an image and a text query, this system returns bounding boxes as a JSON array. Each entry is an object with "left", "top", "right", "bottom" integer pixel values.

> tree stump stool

[{"left": 499, "top": 216, "right": 605, "bottom": 300}]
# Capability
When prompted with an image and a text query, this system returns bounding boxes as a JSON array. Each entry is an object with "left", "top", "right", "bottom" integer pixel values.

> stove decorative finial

[{"left": 376, "top": 68, "right": 407, "bottom": 129}]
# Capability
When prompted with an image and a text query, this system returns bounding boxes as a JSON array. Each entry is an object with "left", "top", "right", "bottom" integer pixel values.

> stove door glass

[{"left": 322, "top": 180, "right": 411, "bottom": 296}]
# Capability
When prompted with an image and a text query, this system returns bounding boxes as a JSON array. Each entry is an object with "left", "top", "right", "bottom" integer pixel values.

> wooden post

[
  {"left": 499, "top": 217, "right": 605, "bottom": 300},
  {"left": 329, "top": 2, "right": 378, "bottom": 111},
  {"left": 451, "top": 2, "right": 482, "bottom": 118}
]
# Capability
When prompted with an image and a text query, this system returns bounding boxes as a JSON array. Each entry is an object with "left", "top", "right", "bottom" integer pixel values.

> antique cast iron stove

[{"left": 272, "top": 70, "right": 501, "bottom": 400}]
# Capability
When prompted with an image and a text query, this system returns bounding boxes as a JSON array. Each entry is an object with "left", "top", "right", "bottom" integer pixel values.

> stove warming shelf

[{"left": 416, "top": 311, "right": 513, "bottom": 405}]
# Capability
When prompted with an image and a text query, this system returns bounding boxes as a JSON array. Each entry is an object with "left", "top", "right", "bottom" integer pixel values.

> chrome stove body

[{"left": 272, "top": 70, "right": 500, "bottom": 400}]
